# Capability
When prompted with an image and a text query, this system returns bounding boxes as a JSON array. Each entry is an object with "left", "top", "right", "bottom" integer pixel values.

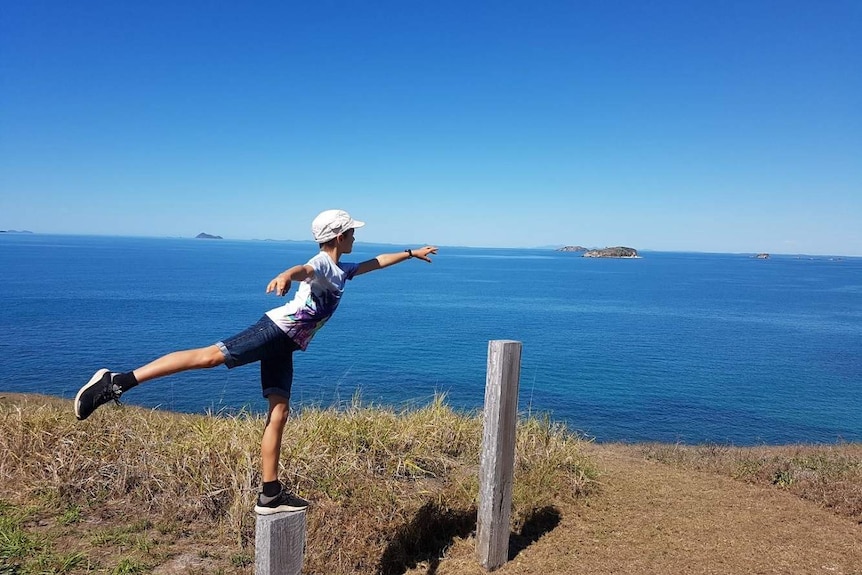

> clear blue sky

[{"left": 2, "top": 1, "right": 860, "bottom": 254}]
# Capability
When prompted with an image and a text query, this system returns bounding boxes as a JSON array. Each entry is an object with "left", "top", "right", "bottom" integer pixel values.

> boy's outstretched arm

[
  {"left": 266, "top": 264, "right": 315, "bottom": 296},
  {"left": 355, "top": 246, "right": 438, "bottom": 276}
]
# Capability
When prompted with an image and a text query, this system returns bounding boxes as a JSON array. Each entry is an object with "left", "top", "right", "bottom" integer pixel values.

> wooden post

[
  {"left": 255, "top": 510, "right": 307, "bottom": 575},
  {"left": 476, "top": 340, "right": 522, "bottom": 571}
]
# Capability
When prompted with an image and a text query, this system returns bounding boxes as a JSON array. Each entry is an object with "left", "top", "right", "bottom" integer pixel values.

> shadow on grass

[
  {"left": 377, "top": 501, "right": 476, "bottom": 575},
  {"left": 377, "top": 503, "right": 562, "bottom": 575},
  {"left": 508, "top": 506, "right": 562, "bottom": 560}
]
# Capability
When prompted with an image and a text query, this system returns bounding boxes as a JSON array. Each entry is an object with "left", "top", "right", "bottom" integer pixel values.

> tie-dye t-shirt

[{"left": 265, "top": 252, "right": 360, "bottom": 350}]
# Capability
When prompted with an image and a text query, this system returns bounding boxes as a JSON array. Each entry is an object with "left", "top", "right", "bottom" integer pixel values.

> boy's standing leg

[
  {"left": 262, "top": 396, "right": 289, "bottom": 488},
  {"left": 253, "top": 341, "right": 309, "bottom": 513},
  {"left": 253, "top": 394, "right": 309, "bottom": 514}
]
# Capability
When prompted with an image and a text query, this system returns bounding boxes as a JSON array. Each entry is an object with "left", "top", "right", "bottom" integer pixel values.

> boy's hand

[
  {"left": 266, "top": 275, "right": 291, "bottom": 297},
  {"left": 411, "top": 246, "right": 438, "bottom": 262}
]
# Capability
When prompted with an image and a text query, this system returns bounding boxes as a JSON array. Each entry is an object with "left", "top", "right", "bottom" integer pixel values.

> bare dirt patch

[{"left": 411, "top": 444, "right": 861, "bottom": 575}]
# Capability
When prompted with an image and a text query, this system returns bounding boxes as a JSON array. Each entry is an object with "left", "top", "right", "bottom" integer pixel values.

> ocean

[{"left": 1, "top": 234, "right": 859, "bottom": 445}]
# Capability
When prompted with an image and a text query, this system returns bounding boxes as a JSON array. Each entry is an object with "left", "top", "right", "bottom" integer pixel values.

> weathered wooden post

[
  {"left": 255, "top": 510, "right": 307, "bottom": 575},
  {"left": 476, "top": 339, "right": 522, "bottom": 571}
]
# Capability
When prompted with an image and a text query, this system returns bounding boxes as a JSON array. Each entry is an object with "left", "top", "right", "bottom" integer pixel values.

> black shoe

[
  {"left": 75, "top": 369, "right": 123, "bottom": 420},
  {"left": 254, "top": 488, "right": 309, "bottom": 515}
]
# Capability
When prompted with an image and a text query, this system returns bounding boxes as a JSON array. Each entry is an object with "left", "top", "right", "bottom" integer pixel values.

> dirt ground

[{"left": 408, "top": 444, "right": 862, "bottom": 575}]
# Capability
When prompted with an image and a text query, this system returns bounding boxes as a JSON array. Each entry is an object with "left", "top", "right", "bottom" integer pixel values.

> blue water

[{"left": 1, "top": 234, "right": 860, "bottom": 445}]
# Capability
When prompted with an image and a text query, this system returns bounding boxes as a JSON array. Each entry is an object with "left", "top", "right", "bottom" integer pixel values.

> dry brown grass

[
  {"left": 0, "top": 393, "right": 596, "bottom": 575},
  {"left": 637, "top": 442, "right": 862, "bottom": 523},
  {"left": 4, "top": 393, "right": 860, "bottom": 575},
  {"left": 404, "top": 442, "right": 862, "bottom": 575}
]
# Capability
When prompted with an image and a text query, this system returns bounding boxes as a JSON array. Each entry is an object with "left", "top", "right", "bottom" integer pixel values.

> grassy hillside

[
  {"left": 1, "top": 393, "right": 859, "bottom": 574},
  {"left": 0, "top": 393, "right": 595, "bottom": 574}
]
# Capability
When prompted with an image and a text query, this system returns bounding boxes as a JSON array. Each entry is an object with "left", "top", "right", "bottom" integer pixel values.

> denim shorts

[{"left": 216, "top": 315, "right": 300, "bottom": 400}]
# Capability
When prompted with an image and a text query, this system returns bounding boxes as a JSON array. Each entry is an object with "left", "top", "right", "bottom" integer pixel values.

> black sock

[
  {"left": 113, "top": 372, "right": 138, "bottom": 393},
  {"left": 262, "top": 481, "right": 281, "bottom": 497}
]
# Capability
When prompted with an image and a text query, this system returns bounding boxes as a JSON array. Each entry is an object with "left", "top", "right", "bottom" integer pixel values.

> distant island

[
  {"left": 195, "top": 232, "right": 223, "bottom": 240},
  {"left": 583, "top": 246, "right": 639, "bottom": 258},
  {"left": 0, "top": 230, "right": 34, "bottom": 234},
  {"left": 557, "top": 246, "right": 587, "bottom": 252},
  {"left": 557, "top": 245, "right": 639, "bottom": 258}
]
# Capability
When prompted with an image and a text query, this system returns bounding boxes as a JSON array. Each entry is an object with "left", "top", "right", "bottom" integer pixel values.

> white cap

[{"left": 311, "top": 209, "right": 366, "bottom": 243}]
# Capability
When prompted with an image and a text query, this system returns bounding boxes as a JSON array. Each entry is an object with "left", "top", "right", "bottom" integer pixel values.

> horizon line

[{"left": 1, "top": 230, "right": 859, "bottom": 259}]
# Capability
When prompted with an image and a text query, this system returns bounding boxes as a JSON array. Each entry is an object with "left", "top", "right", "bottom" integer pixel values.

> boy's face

[{"left": 339, "top": 228, "right": 356, "bottom": 253}]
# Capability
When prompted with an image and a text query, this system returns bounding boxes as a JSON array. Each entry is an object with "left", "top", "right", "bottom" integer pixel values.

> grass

[
  {"left": 638, "top": 442, "right": 862, "bottom": 522},
  {"left": 0, "top": 393, "right": 596, "bottom": 574},
  {"left": 0, "top": 500, "right": 88, "bottom": 574},
  {"left": 4, "top": 393, "right": 859, "bottom": 574}
]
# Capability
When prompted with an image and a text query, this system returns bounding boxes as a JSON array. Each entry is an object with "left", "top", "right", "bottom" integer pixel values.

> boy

[{"left": 74, "top": 209, "right": 438, "bottom": 514}]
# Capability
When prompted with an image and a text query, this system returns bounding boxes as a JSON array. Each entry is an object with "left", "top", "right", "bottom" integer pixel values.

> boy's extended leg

[
  {"left": 254, "top": 395, "right": 309, "bottom": 514},
  {"left": 75, "top": 345, "right": 225, "bottom": 421},
  {"left": 132, "top": 345, "right": 226, "bottom": 383}
]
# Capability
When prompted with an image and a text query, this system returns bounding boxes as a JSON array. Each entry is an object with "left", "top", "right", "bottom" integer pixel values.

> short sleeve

[
  {"left": 338, "top": 261, "right": 360, "bottom": 280},
  {"left": 307, "top": 254, "right": 331, "bottom": 276}
]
